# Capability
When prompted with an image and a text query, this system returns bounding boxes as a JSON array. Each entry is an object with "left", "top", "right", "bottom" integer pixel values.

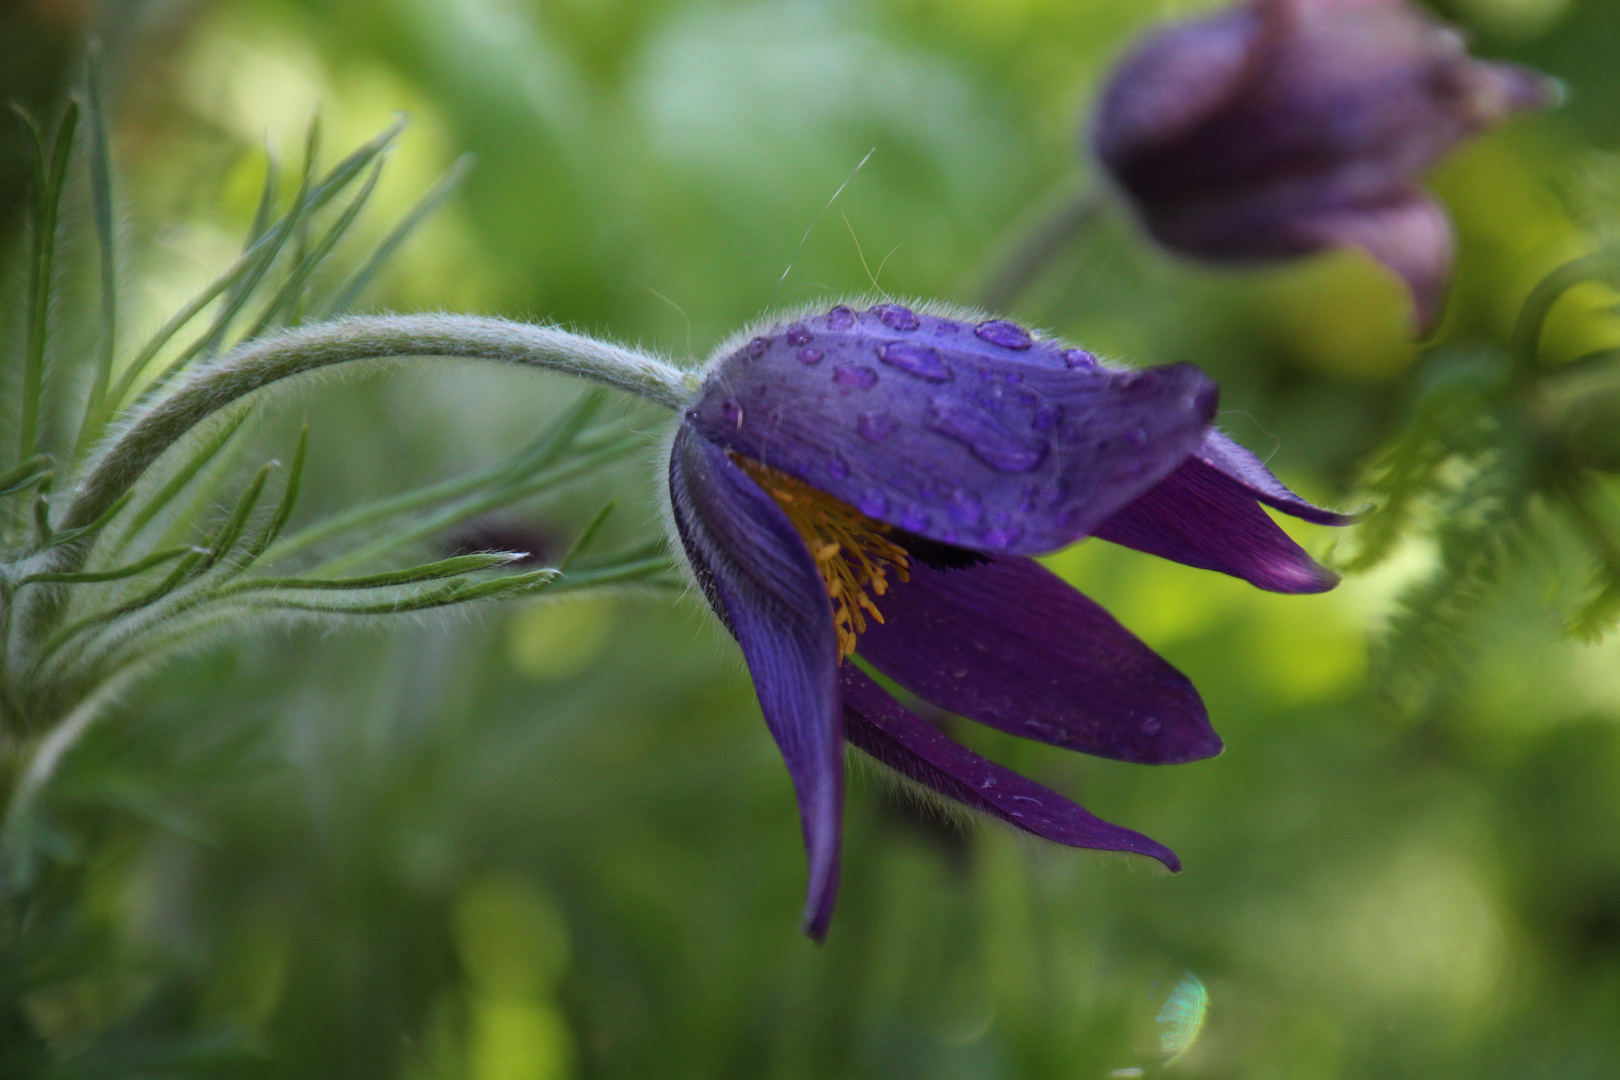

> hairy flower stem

[{"left": 13, "top": 315, "right": 693, "bottom": 657}]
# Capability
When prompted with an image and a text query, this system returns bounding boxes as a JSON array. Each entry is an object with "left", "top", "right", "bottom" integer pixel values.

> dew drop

[
  {"left": 983, "top": 524, "right": 1023, "bottom": 549},
  {"left": 721, "top": 399, "right": 743, "bottom": 426},
  {"left": 1140, "top": 717, "right": 1162, "bottom": 736},
  {"left": 1063, "top": 348, "right": 1097, "bottom": 370},
  {"left": 797, "top": 347, "right": 824, "bottom": 364},
  {"left": 871, "top": 303, "right": 920, "bottom": 331},
  {"left": 745, "top": 336, "right": 771, "bottom": 359},
  {"left": 975, "top": 319, "right": 1033, "bottom": 349},
  {"left": 926, "top": 396, "right": 1050, "bottom": 472},
  {"left": 833, "top": 364, "right": 878, "bottom": 389},
  {"left": 827, "top": 304, "right": 856, "bottom": 329},
  {"left": 785, "top": 325, "right": 814, "bottom": 346},
  {"left": 947, "top": 489, "right": 983, "bottom": 526},
  {"left": 979, "top": 775, "right": 997, "bottom": 789},
  {"left": 827, "top": 455, "right": 848, "bottom": 480},
  {"left": 857, "top": 409, "right": 898, "bottom": 442},
  {"left": 859, "top": 488, "right": 888, "bottom": 518},
  {"left": 1032, "top": 402, "right": 1063, "bottom": 430},
  {"left": 877, "top": 341, "right": 952, "bottom": 381},
  {"left": 938, "top": 320, "right": 961, "bottom": 334}
]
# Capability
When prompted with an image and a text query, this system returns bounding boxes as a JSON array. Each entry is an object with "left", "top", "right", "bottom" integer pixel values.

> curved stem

[
  {"left": 976, "top": 187, "right": 1102, "bottom": 314},
  {"left": 62, "top": 314, "right": 693, "bottom": 542},
  {"left": 1511, "top": 253, "right": 1610, "bottom": 382}
]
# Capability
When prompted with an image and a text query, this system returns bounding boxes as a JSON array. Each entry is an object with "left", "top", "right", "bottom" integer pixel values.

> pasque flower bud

[{"left": 1091, "top": 0, "right": 1559, "bottom": 333}]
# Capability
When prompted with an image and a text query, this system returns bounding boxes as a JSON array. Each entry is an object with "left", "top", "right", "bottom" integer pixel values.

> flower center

[{"left": 735, "top": 456, "right": 910, "bottom": 659}]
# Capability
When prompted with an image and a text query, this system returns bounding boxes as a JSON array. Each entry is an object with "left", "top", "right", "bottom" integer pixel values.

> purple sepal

[
  {"left": 1195, "top": 430, "right": 1357, "bottom": 526},
  {"left": 1094, "top": 456, "right": 1339, "bottom": 594},
  {"left": 1091, "top": 0, "right": 1560, "bottom": 333},
  {"left": 692, "top": 305, "right": 1217, "bottom": 557},
  {"left": 856, "top": 555, "right": 1219, "bottom": 764},
  {"left": 840, "top": 665, "right": 1181, "bottom": 870},
  {"left": 667, "top": 425, "right": 844, "bottom": 940}
]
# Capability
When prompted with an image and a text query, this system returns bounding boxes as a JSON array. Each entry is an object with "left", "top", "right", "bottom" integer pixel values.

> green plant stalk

[
  {"left": 65, "top": 314, "right": 691, "bottom": 540},
  {"left": 17, "top": 103, "right": 80, "bottom": 461}
]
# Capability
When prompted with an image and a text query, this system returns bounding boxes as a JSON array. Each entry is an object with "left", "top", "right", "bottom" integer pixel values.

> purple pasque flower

[
  {"left": 1091, "top": 0, "right": 1560, "bottom": 333},
  {"left": 667, "top": 301, "right": 1350, "bottom": 939}
]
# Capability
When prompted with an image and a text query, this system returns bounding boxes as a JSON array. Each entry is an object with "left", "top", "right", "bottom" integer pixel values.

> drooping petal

[
  {"left": 839, "top": 665, "right": 1180, "bottom": 869},
  {"left": 690, "top": 305, "right": 1217, "bottom": 558},
  {"left": 1194, "top": 429, "right": 1357, "bottom": 526},
  {"left": 1094, "top": 456, "right": 1339, "bottom": 594},
  {"left": 856, "top": 554, "right": 1219, "bottom": 764},
  {"left": 1291, "top": 189, "right": 1454, "bottom": 335},
  {"left": 668, "top": 424, "right": 844, "bottom": 939}
]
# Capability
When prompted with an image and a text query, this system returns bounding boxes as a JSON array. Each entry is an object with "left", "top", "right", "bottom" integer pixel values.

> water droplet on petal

[
  {"left": 827, "top": 455, "right": 848, "bottom": 480},
  {"left": 979, "top": 775, "right": 997, "bottom": 789},
  {"left": 983, "top": 525, "right": 1023, "bottom": 549},
  {"left": 947, "top": 489, "right": 983, "bottom": 526},
  {"left": 859, "top": 488, "right": 888, "bottom": 517},
  {"left": 1140, "top": 717, "right": 1162, "bottom": 736},
  {"left": 785, "top": 325, "right": 814, "bottom": 346},
  {"left": 857, "top": 409, "right": 898, "bottom": 441},
  {"left": 926, "top": 396, "right": 1050, "bottom": 472},
  {"left": 722, "top": 398, "right": 743, "bottom": 426},
  {"left": 1032, "top": 403, "right": 1063, "bottom": 430},
  {"left": 745, "top": 336, "right": 770, "bottom": 359},
  {"left": 834, "top": 364, "right": 878, "bottom": 389},
  {"left": 877, "top": 341, "right": 952, "bottom": 381},
  {"left": 827, "top": 304, "right": 856, "bottom": 329},
  {"left": 797, "top": 347, "right": 824, "bottom": 365},
  {"left": 975, "top": 319, "right": 1033, "bottom": 349},
  {"left": 871, "top": 303, "right": 920, "bottom": 331},
  {"left": 938, "top": 320, "right": 961, "bottom": 334},
  {"left": 1063, "top": 348, "right": 1097, "bottom": 370}
]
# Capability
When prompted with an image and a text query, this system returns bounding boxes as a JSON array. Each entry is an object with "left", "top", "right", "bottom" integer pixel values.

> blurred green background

[{"left": 9, "top": 0, "right": 1620, "bottom": 1076}]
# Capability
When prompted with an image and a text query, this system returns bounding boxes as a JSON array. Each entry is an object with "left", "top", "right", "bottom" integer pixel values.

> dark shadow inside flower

[{"left": 668, "top": 302, "right": 1354, "bottom": 939}]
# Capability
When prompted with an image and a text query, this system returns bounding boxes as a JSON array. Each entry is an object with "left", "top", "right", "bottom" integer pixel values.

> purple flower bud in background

[
  {"left": 1091, "top": 0, "right": 1560, "bottom": 333},
  {"left": 667, "top": 302, "right": 1352, "bottom": 939}
]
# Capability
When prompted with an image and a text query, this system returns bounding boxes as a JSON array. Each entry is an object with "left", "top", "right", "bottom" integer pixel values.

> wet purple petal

[
  {"left": 840, "top": 665, "right": 1180, "bottom": 869},
  {"left": 691, "top": 307, "right": 1217, "bottom": 556},
  {"left": 857, "top": 555, "right": 1219, "bottom": 764},
  {"left": 667, "top": 425, "right": 844, "bottom": 940}
]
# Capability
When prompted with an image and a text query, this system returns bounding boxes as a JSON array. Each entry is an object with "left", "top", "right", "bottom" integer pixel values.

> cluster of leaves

[
  {"left": 0, "top": 67, "right": 674, "bottom": 937},
  {"left": 1344, "top": 249, "right": 1620, "bottom": 710}
]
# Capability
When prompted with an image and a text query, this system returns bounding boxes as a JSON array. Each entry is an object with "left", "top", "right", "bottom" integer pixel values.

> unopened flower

[
  {"left": 667, "top": 301, "right": 1349, "bottom": 938},
  {"left": 1091, "top": 0, "right": 1560, "bottom": 333}
]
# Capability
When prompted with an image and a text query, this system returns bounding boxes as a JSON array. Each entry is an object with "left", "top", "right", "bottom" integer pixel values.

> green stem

[{"left": 63, "top": 314, "right": 693, "bottom": 544}]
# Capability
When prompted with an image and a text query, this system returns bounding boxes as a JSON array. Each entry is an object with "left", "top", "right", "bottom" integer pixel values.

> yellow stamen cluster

[{"left": 736, "top": 456, "right": 911, "bottom": 658}]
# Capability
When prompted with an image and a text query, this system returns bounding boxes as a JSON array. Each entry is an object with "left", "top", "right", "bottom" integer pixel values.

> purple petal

[
  {"left": 1194, "top": 430, "right": 1357, "bottom": 526},
  {"left": 692, "top": 305, "right": 1217, "bottom": 556},
  {"left": 668, "top": 425, "right": 844, "bottom": 939},
  {"left": 840, "top": 665, "right": 1180, "bottom": 870},
  {"left": 1291, "top": 189, "right": 1454, "bottom": 335},
  {"left": 1094, "top": 457, "right": 1339, "bottom": 594},
  {"left": 856, "top": 555, "right": 1218, "bottom": 764},
  {"left": 1091, "top": 4, "right": 1262, "bottom": 167}
]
